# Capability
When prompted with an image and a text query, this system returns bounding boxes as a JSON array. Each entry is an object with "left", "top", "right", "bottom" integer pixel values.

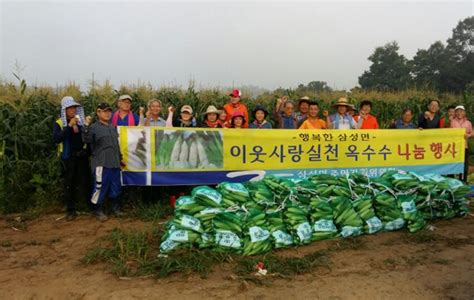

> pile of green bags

[{"left": 160, "top": 170, "right": 471, "bottom": 256}]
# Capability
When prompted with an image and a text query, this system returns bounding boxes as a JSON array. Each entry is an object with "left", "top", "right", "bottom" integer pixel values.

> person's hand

[
  {"left": 145, "top": 110, "right": 151, "bottom": 119},
  {"left": 84, "top": 116, "right": 93, "bottom": 126},
  {"left": 68, "top": 117, "right": 78, "bottom": 127},
  {"left": 139, "top": 106, "right": 145, "bottom": 115},
  {"left": 322, "top": 110, "right": 329, "bottom": 118},
  {"left": 359, "top": 111, "right": 366, "bottom": 118},
  {"left": 424, "top": 111, "right": 430, "bottom": 119},
  {"left": 168, "top": 106, "right": 175, "bottom": 113}
]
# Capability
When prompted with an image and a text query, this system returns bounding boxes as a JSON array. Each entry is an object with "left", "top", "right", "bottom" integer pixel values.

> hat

[
  {"left": 251, "top": 105, "right": 269, "bottom": 118},
  {"left": 203, "top": 105, "right": 221, "bottom": 116},
  {"left": 332, "top": 97, "right": 351, "bottom": 108},
  {"left": 455, "top": 105, "right": 465, "bottom": 111},
  {"left": 60, "top": 96, "right": 85, "bottom": 126},
  {"left": 61, "top": 96, "right": 81, "bottom": 109},
  {"left": 231, "top": 111, "right": 246, "bottom": 123},
  {"left": 348, "top": 104, "right": 356, "bottom": 111},
  {"left": 229, "top": 89, "right": 242, "bottom": 98},
  {"left": 118, "top": 94, "right": 132, "bottom": 102},
  {"left": 298, "top": 96, "right": 311, "bottom": 106},
  {"left": 97, "top": 102, "right": 112, "bottom": 111},
  {"left": 181, "top": 105, "right": 193, "bottom": 114}
]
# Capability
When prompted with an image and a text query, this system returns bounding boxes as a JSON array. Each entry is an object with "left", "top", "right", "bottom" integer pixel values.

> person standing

[
  {"left": 111, "top": 94, "right": 140, "bottom": 127},
  {"left": 354, "top": 100, "right": 379, "bottom": 129},
  {"left": 273, "top": 96, "right": 298, "bottom": 129},
  {"left": 328, "top": 97, "right": 362, "bottom": 129},
  {"left": 249, "top": 105, "right": 272, "bottom": 129},
  {"left": 223, "top": 89, "right": 249, "bottom": 128},
  {"left": 418, "top": 99, "right": 441, "bottom": 129},
  {"left": 440, "top": 105, "right": 456, "bottom": 128},
  {"left": 390, "top": 108, "right": 416, "bottom": 129},
  {"left": 53, "top": 96, "right": 90, "bottom": 221},
  {"left": 450, "top": 105, "right": 473, "bottom": 182},
  {"left": 201, "top": 105, "right": 223, "bottom": 128},
  {"left": 299, "top": 101, "right": 328, "bottom": 129},
  {"left": 295, "top": 96, "right": 311, "bottom": 127},
  {"left": 83, "top": 103, "right": 123, "bottom": 221}
]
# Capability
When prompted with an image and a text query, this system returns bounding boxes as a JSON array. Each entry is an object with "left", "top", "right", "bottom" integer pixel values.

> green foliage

[{"left": 360, "top": 16, "right": 474, "bottom": 93}]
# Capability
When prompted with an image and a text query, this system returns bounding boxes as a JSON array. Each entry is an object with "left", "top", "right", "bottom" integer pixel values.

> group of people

[{"left": 53, "top": 90, "right": 473, "bottom": 221}]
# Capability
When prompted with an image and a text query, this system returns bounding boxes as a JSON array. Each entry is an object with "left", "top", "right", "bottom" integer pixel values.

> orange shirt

[
  {"left": 355, "top": 114, "right": 379, "bottom": 129},
  {"left": 299, "top": 118, "right": 327, "bottom": 129},
  {"left": 224, "top": 102, "right": 249, "bottom": 128}
]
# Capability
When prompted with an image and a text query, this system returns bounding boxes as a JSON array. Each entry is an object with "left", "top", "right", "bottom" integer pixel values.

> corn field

[{"left": 0, "top": 79, "right": 473, "bottom": 214}]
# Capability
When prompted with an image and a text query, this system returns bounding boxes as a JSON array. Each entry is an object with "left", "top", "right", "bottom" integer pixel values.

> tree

[
  {"left": 296, "top": 81, "right": 332, "bottom": 93},
  {"left": 441, "top": 16, "right": 474, "bottom": 92},
  {"left": 358, "top": 41, "right": 412, "bottom": 90},
  {"left": 411, "top": 41, "right": 447, "bottom": 90}
]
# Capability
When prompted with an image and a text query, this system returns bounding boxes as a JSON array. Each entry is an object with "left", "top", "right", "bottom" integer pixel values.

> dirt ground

[{"left": 0, "top": 210, "right": 473, "bottom": 300}]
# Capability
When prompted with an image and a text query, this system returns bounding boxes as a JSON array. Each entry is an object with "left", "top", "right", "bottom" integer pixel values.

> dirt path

[{"left": 0, "top": 212, "right": 473, "bottom": 300}]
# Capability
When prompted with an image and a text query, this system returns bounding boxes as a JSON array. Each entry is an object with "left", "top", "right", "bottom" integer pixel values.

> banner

[{"left": 119, "top": 127, "right": 466, "bottom": 186}]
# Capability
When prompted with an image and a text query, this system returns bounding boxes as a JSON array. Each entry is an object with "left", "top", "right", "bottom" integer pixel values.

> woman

[
  {"left": 230, "top": 111, "right": 246, "bottom": 129},
  {"left": 418, "top": 99, "right": 441, "bottom": 129},
  {"left": 170, "top": 105, "right": 197, "bottom": 127},
  {"left": 218, "top": 108, "right": 231, "bottom": 128},
  {"left": 249, "top": 105, "right": 272, "bottom": 129},
  {"left": 328, "top": 97, "right": 362, "bottom": 129},
  {"left": 450, "top": 105, "right": 473, "bottom": 182},
  {"left": 390, "top": 108, "right": 416, "bottom": 129},
  {"left": 201, "top": 105, "right": 223, "bottom": 128}
]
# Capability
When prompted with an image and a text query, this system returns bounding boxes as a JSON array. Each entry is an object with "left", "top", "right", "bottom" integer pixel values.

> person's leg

[
  {"left": 61, "top": 159, "right": 77, "bottom": 219},
  {"left": 463, "top": 148, "right": 469, "bottom": 182},
  {"left": 109, "top": 168, "right": 123, "bottom": 216},
  {"left": 91, "top": 166, "right": 110, "bottom": 221},
  {"left": 75, "top": 157, "right": 92, "bottom": 211}
]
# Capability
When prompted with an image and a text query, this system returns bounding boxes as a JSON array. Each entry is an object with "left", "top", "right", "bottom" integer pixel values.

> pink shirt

[{"left": 451, "top": 118, "right": 473, "bottom": 148}]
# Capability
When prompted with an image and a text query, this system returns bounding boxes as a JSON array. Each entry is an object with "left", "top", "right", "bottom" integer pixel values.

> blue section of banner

[
  {"left": 122, "top": 162, "right": 464, "bottom": 186},
  {"left": 122, "top": 172, "right": 147, "bottom": 186}
]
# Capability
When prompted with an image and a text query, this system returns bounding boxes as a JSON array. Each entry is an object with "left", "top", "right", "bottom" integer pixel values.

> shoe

[
  {"left": 112, "top": 209, "right": 125, "bottom": 217},
  {"left": 66, "top": 212, "right": 77, "bottom": 221},
  {"left": 95, "top": 210, "right": 108, "bottom": 222}
]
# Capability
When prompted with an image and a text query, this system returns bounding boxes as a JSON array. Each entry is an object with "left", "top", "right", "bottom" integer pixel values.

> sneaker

[
  {"left": 95, "top": 211, "right": 108, "bottom": 222},
  {"left": 66, "top": 212, "right": 77, "bottom": 221}
]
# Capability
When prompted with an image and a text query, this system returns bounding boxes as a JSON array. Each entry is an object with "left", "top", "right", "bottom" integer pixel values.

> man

[
  {"left": 354, "top": 100, "right": 379, "bottom": 129},
  {"left": 418, "top": 99, "right": 441, "bottom": 129},
  {"left": 295, "top": 96, "right": 311, "bottom": 127},
  {"left": 450, "top": 105, "right": 473, "bottom": 182},
  {"left": 223, "top": 89, "right": 249, "bottom": 128},
  {"left": 83, "top": 103, "right": 123, "bottom": 221},
  {"left": 273, "top": 96, "right": 298, "bottom": 129},
  {"left": 440, "top": 105, "right": 456, "bottom": 128},
  {"left": 111, "top": 94, "right": 140, "bottom": 127},
  {"left": 328, "top": 97, "right": 362, "bottom": 129},
  {"left": 299, "top": 101, "right": 328, "bottom": 129},
  {"left": 53, "top": 96, "right": 90, "bottom": 221},
  {"left": 390, "top": 108, "right": 416, "bottom": 129}
]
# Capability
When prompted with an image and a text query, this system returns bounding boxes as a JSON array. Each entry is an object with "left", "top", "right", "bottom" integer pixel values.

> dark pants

[
  {"left": 60, "top": 156, "right": 91, "bottom": 213},
  {"left": 461, "top": 148, "right": 469, "bottom": 182}
]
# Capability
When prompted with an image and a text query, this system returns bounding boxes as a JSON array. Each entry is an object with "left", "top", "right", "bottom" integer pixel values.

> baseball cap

[
  {"left": 229, "top": 89, "right": 242, "bottom": 98},
  {"left": 455, "top": 105, "right": 465, "bottom": 111},
  {"left": 97, "top": 102, "right": 112, "bottom": 111},
  {"left": 118, "top": 94, "right": 132, "bottom": 102},
  {"left": 181, "top": 105, "right": 193, "bottom": 114}
]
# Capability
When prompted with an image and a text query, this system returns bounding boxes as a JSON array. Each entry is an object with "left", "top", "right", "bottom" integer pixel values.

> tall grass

[{"left": 0, "top": 79, "right": 472, "bottom": 214}]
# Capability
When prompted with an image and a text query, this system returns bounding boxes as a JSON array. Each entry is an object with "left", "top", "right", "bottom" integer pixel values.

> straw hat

[{"left": 332, "top": 97, "right": 351, "bottom": 108}]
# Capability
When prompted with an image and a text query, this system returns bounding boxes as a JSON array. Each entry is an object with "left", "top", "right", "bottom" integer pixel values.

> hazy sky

[{"left": 1, "top": 1, "right": 472, "bottom": 90}]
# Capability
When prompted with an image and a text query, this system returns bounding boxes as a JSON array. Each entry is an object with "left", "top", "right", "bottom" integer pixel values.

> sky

[{"left": 0, "top": 1, "right": 472, "bottom": 91}]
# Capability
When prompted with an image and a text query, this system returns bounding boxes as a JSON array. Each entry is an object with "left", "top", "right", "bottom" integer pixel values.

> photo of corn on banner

[{"left": 118, "top": 127, "right": 466, "bottom": 186}]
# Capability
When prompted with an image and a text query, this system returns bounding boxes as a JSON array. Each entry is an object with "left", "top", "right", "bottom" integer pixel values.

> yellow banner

[{"left": 223, "top": 129, "right": 465, "bottom": 170}]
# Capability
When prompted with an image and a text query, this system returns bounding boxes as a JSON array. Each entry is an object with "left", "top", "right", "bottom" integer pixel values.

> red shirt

[
  {"left": 355, "top": 114, "right": 379, "bottom": 129},
  {"left": 223, "top": 102, "right": 249, "bottom": 129}
]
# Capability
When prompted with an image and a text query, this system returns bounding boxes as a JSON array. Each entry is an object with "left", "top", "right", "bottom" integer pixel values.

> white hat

[
  {"left": 118, "top": 94, "right": 132, "bottom": 102},
  {"left": 455, "top": 105, "right": 465, "bottom": 111}
]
